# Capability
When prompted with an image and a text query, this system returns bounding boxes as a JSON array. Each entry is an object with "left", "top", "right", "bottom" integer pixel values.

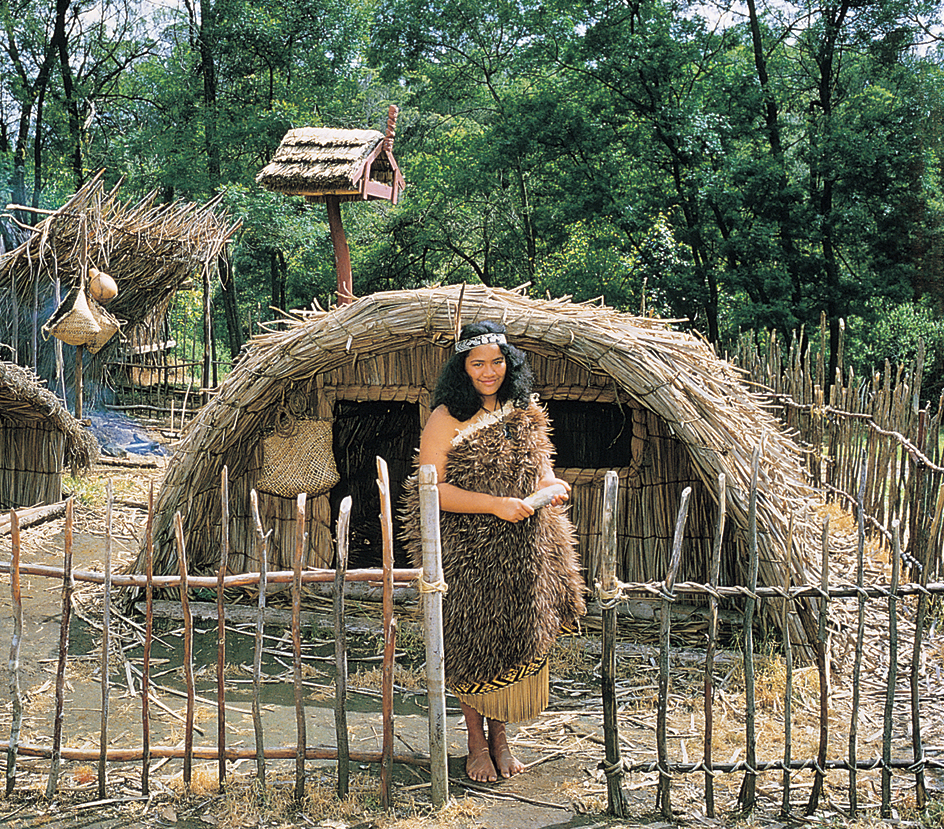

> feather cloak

[{"left": 401, "top": 400, "right": 586, "bottom": 688}]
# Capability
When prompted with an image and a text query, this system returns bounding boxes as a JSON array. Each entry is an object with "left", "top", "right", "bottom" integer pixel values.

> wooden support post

[
  {"left": 704, "top": 474, "right": 725, "bottom": 818},
  {"left": 806, "top": 515, "right": 831, "bottom": 815},
  {"left": 326, "top": 196, "right": 353, "bottom": 305},
  {"left": 98, "top": 482, "right": 113, "bottom": 799},
  {"left": 656, "top": 486, "right": 691, "bottom": 819},
  {"left": 376, "top": 457, "right": 396, "bottom": 809},
  {"left": 46, "top": 498, "right": 74, "bottom": 799},
  {"left": 75, "top": 345, "right": 84, "bottom": 421},
  {"left": 418, "top": 465, "right": 449, "bottom": 807},
  {"left": 600, "top": 470, "right": 627, "bottom": 817},
  {"left": 292, "top": 493, "right": 308, "bottom": 805},
  {"left": 250, "top": 491, "right": 268, "bottom": 795},
  {"left": 738, "top": 445, "right": 761, "bottom": 812},
  {"left": 174, "top": 512, "right": 196, "bottom": 790},
  {"left": 217, "top": 469, "right": 229, "bottom": 792},
  {"left": 142, "top": 483, "right": 154, "bottom": 795},
  {"left": 335, "top": 497, "right": 352, "bottom": 798},
  {"left": 882, "top": 520, "right": 901, "bottom": 818},
  {"left": 5, "top": 510, "right": 22, "bottom": 796}
]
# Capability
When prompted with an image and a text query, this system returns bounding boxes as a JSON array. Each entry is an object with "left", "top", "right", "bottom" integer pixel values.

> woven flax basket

[
  {"left": 42, "top": 284, "right": 101, "bottom": 347},
  {"left": 257, "top": 415, "right": 340, "bottom": 498}
]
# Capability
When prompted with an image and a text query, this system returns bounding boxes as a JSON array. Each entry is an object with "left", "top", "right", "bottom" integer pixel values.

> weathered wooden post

[
  {"left": 46, "top": 497, "right": 74, "bottom": 799},
  {"left": 250, "top": 490, "right": 269, "bottom": 794},
  {"left": 881, "top": 520, "right": 901, "bottom": 818},
  {"left": 704, "top": 473, "right": 725, "bottom": 817},
  {"left": 216, "top": 468, "right": 229, "bottom": 792},
  {"left": 6, "top": 509, "right": 21, "bottom": 796},
  {"left": 292, "top": 493, "right": 308, "bottom": 805},
  {"left": 600, "top": 470, "right": 627, "bottom": 817},
  {"left": 738, "top": 445, "right": 761, "bottom": 812},
  {"left": 376, "top": 457, "right": 397, "bottom": 809},
  {"left": 98, "top": 482, "right": 113, "bottom": 798},
  {"left": 335, "top": 497, "right": 352, "bottom": 798},
  {"left": 174, "top": 511, "right": 195, "bottom": 790},
  {"left": 806, "top": 515, "right": 831, "bottom": 815},
  {"left": 418, "top": 464, "right": 449, "bottom": 807},
  {"left": 657, "top": 485, "right": 691, "bottom": 819}
]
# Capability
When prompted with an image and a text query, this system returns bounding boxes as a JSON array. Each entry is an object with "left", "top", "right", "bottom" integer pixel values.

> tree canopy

[{"left": 2, "top": 0, "right": 943, "bottom": 386}]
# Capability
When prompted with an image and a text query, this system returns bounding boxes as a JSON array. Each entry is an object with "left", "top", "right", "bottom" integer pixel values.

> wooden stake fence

[{"left": 1, "top": 464, "right": 444, "bottom": 807}]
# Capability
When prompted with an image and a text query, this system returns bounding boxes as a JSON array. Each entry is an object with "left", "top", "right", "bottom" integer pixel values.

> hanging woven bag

[{"left": 257, "top": 408, "right": 340, "bottom": 498}]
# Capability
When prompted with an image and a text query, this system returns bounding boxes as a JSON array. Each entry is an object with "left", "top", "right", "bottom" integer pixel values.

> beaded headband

[{"left": 454, "top": 332, "right": 507, "bottom": 353}]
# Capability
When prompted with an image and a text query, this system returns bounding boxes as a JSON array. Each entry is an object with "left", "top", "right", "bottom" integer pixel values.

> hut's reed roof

[
  {"left": 0, "top": 361, "right": 97, "bottom": 469},
  {"left": 153, "top": 285, "right": 820, "bottom": 608},
  {"left": 0, "top": 170, "right": 241, "bottom": 328},
  {"left": 255, "top": 127, "right": 400, "bottom": 199}
]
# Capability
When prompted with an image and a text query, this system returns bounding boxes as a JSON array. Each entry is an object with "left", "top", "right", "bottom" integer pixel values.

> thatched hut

[
  {"left": 0, "top": 361, "right": 98, "bottom": 509},
  {"left": 133, "top": 285, "right": 820, "bottom": 646},
  {"left": 0, "top": 171, "right": 240, "bottom": 406}
]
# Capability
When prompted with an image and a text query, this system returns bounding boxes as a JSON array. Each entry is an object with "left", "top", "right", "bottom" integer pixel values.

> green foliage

[
  {"left": 1, "top": 0, "right": 943, "bottom": 374},
  {"left": 845, "top": 297, "right": 944, "bottom": 405}
]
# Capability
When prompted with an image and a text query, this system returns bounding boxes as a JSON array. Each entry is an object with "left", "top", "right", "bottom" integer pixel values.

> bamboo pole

[
  {"left": 217, "top": 467, "right": 229, "bottom": 792},
  {"left": 704, "top": 474, "right": 725, "bottom": 818},
  {"left": 657, "top": 486, "right": 692, "bottom": 819},
  {"left": 142, "top": 483, "right": 154, "bottom": 795},
  {"left": 46, "top": 497, "right": 74, "bottom": 799},
  {"left": 335, "top": 497, "right": 352, "bottom": 799},
  {"left": 849, "top": 455, "right": 868, "bottom": 814},
  {"left": 98, "top": 481, "right": 113, "bottom": 799},
  {"left": 174, "top": 512, "right": 196, "bottom": 790},
  {"left": 780, "top": 514, "right": 794, "bottom": 820},
  {"left": 806, "top": 516, "right": 831, "bottom": 815},
  {"left": 292, "top": 492, "right": 307, "bottom": 805},
  {"left": 882, "top": 520, "right": 901, "bottom": 818},
  {"left": 738, "top": 445, "right": 761, "bottom": 812},
  {"left": 600, "top": 470, "right": 627, "bottom": 817},
  {"left": 418, "top": 465, "right": 448, "bottom": 807},
  {"left": 250, "top": 490, "right": 268, "bottom": 792},
  {"left": 5, "top": 509, "right": 21, "bottom": 796},
  {"left": 376, "top": 456, "right": 396, "bottom": 810}
]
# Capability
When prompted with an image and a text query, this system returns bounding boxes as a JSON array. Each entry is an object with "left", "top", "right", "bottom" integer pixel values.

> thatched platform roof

[
  {"left": 255, "top": 126, "right": 405, "bottom": 203},
  {"left": 0, "top": 171, "right": 240, "bottom": 332},
  {"left": 134, "top": 285, "right": 821, "bottom": 648}
]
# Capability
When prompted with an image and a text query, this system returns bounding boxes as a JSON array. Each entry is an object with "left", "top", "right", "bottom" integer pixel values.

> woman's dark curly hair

[{"left": 433, "top": 321, "right": 534, "bottom": 422}]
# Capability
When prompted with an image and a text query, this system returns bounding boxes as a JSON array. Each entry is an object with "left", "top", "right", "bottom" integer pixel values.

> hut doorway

[{"left": 331, "top": 399, "right": 420, "bottom": 568}]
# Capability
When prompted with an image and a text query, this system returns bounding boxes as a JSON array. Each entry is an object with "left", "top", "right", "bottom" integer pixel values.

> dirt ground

[{"left": 0, "top": 417, "right": 941, "bottom": 829}]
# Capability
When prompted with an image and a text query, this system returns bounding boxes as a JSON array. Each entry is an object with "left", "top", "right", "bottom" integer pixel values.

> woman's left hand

[{"left": 538, "top": 476, "right": 570, "bottom": 506}]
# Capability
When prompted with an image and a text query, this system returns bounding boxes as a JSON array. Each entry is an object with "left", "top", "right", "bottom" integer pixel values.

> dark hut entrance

[{"left": 331, "top": 399, "right": 419, "bottom": 568}]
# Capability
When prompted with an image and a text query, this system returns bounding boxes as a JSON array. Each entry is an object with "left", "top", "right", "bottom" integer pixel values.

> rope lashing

[{"left": 418, "top": 577, "right": 448, "bottom": 594}]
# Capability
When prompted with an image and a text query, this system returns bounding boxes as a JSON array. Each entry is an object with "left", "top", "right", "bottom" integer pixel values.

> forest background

[{"left": 3, "top": 0, "right": 944, "bottom": 404}]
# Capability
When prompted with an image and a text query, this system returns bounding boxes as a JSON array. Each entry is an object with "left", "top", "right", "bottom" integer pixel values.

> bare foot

[
  {"left": 488, "top": 722, "right": 525, "bottom": 779},
  {"left": 466, "top": 744, "right": 498, "bottom": 782}
]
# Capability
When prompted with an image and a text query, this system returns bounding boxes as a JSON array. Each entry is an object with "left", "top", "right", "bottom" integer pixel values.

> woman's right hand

[{"left": 492, "top": 496, "right": 535, "bottom": 523}]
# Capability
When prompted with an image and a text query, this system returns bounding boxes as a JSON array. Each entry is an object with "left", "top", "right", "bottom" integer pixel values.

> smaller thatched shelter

[
  {"left": 0, "top": 171, "right": 240, "bottom": 406},
  {"left": 255, "top": 116, "right": 405, "bottom": 204},
  {"left": 132, "top": 286, "right": 822, "bottom": 650},
  {"left": 0, "top": 361, "right": 97, "bottom": 509}
]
